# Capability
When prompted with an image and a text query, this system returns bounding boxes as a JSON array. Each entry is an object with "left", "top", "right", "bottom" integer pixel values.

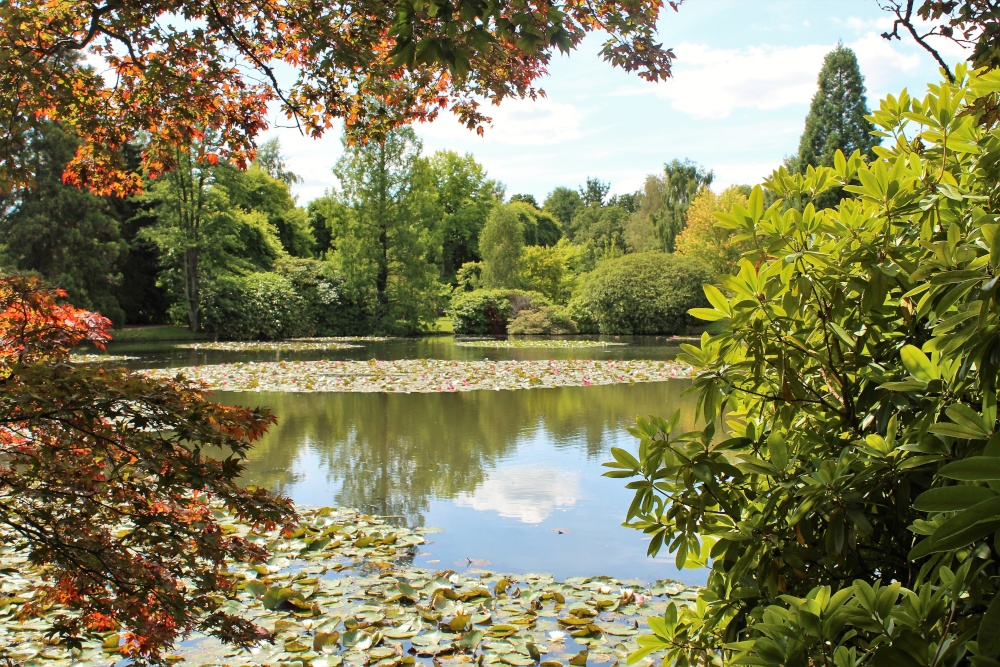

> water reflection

[
  {"left": 216, "top": 380, "right": 703, "bottom": 583},
  {"left": 454, "top": 466, "right": 581, "bottom": 524}
]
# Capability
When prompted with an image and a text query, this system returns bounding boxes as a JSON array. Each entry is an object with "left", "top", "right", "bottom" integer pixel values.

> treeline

[
  {"left": 0, "top": 44, "right": 874, "bottom": 338},
  {"left": 0, "top": 122, "right": 742, "bottom": 337}
]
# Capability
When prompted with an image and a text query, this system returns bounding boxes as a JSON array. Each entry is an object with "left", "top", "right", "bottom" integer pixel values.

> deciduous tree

[
  {"left": 0, "top": 276, "right": 295, "bottom": 665},
  {"left": 674, "top": 186, "right": 751, "bottom": 276},
  {"left": 0, "top": 0, "right": 680, "bottom": 195},
  {"left": 626, "top": 159, "right": 713, "bottom": 253},
  {"left": 332, "top": 126, "right": 441, "bottom": 333},
  {"left": 480, "top": 204, "right": 525, "bottom": 289}
]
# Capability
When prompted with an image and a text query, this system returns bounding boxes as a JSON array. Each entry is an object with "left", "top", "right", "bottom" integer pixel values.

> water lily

[{"left": 547, "top": 630, "right": 567, "bottom": 643}]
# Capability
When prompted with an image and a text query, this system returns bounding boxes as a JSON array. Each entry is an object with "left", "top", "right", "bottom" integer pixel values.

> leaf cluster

[
  {"left": 607, "top": 65, "right": 1000, "bottom": 666},
  {"left": 0, "top": 276, "right": 296, "bottom": 664}
]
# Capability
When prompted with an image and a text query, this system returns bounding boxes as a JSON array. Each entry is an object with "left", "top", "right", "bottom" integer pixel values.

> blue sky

[{"left": 267, "top": 0, "right": 969, "bottom": 205}]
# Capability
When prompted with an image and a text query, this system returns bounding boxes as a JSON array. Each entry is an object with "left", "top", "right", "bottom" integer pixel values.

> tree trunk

[{"left": 184, "top": 248, "right": 200, "bottom": 332}]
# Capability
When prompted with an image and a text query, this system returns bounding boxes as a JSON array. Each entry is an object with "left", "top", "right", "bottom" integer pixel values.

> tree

[
  {"left": 0, "top": 276, "right": 295, "bottom": 665},
  {"left": 608, "top": 66, "right": 1000, "bottom": 666},
  {"left": 142, "top": 144, "right": 284, "bottom": 331},
  {"left": 675, "top": 186, "right": 752, "bottom": 276},
  {"left": 333, "top": 126, "right": 441, "bottom": 333},
  {"left": 0, "top": 1, "right": 679, "bottom": 195},
  {"left": 795, "top": 44, "right": 877, "bottom": 193},
  {"left": 480, "top": 204, "right": 525, "bottom": 289},
  {"left": 215, "top": 163, "right": 315, "bottom": 257},
  {"left": 509, "top": 201, "right": 563, "bottom": 247},
  {"left": 253, "top": 137, "right": 303, "bottom": 187},
  {"left": 568, "top": 204, "right": 628, "bottom": 251},
  {"left": 426, "top": 150, "right": 503, "bottom": 281},
  {"left": 509, "top": 193, "right": 539, "bottom": 208},
  {"left": 626, "top": 159, "right": 713, "bottom": 253},
  {"left": 0, "top": 121, "right": 126, "bottom": 323},
  {"left": 519, "top": 240, "right": 581, "bottom": 304},
  {"left": 542, "top": 186, "right": 584, "bottom": 228},
  {"left": 579, "top": 177, "right": 611, "bottom": 206}
]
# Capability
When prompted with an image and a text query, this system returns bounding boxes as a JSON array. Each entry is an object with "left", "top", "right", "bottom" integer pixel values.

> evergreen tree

[
  {"left": 796, "top": 44, "right": 878, "bottom": 177},
  {"left": 0, "top": 122, "right": 127, "bottom": 323}
]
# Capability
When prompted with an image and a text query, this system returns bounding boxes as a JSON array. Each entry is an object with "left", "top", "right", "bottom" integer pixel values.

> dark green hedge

[{"left": 576, "top": 252, "right": 711, "bottom": 335}]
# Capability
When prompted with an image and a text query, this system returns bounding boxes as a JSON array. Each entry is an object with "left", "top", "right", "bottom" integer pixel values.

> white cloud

[
  {"left": 420, "top": 97, "right": 583, "bottom": 146},
  {"left": 455, "top": 466, "right": 580, "bottom": 524},
  {"left": 648, "top": 23, "right": 969, "bottom": 120}
]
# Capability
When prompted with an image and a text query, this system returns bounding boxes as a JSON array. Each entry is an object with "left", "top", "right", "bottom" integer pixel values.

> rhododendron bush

[{"left": 0, "top": 275, "right": 295, "bottom": 664}]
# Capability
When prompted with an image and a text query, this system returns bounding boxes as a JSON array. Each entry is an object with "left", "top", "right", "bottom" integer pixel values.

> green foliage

[
  {"left": 456, "top": 261, "right": 483, "bottom": 292},
  {"left": 273, "top": 257, "right": 373, "bottom": 336},
  {"left": 201, "top": 272, "right": 307, "bottom": 340},
  {"left": 509, "top": 201, "right": 562, "bottom": 247},
  {"left": 448, "top": 289, "right": 549, "bottom": 335},
  {"left": 567, "top": 204, "right": 627, "bottom": 251},
  {"left": 480, "top": 204, "right": 525, "bottom": 289},
  {"left": 0, "top": 122, "right": 127, "bottom": 323},
  {"left": 795, "top": 44, "right": 878, "bottom": 208},
  {"left": 518, "top": 240, "right": 582, "bottom": 304},
  {"left": 427, "top": 150, "right": 503, "bottom": 280},
  {"left": 576, "top": 252, "right": 710, "bottom": 335},
  {"left": 332, "top": 127, "right": 441, "bottom": 334},
  {"left": 215, "top": 163, "right": 314, "bottom": 257},
  {"left": 578, "top": 177, "right": 610, "bottom": 206},
  {"left": 507, "top": 305, "right": 578, "bottom": 335},
  {"left": 608, "top": 66, "right": 1000, "bottom": 667},
  {"left": 626, "top": 159, "right": 713, "bottom": 253},
  {"left": 542, "top": 186, "right": 583, "bottom": 227},
  {"left": 448, "top": 289, "right": 513, "bottom": 335}
]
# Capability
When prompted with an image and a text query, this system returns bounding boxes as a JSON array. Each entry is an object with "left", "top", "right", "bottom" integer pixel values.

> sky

[{"left": 264, "top": 0, "right": 971, "bottom": 206}]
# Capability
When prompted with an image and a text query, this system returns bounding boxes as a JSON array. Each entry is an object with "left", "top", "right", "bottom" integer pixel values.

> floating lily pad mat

[
  {"left": 146, "top": 359, "right": 693, "bottom": 393},
  {"left": 177, "top": 340, "right": 364, "bottom": 352},
  {"left": 0, "top": 507, "right": 697, "bottom": 667},
  {"left": 454, "top": 341, "right": 627, "bottom": 349},
  {"left": 69, "top": 353, "right": 140, "bottom": 363}
]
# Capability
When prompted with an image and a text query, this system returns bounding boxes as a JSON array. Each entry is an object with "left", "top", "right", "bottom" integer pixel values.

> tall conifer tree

[{"left": 796, "top": 44, "right": 877, "bottom": 173}]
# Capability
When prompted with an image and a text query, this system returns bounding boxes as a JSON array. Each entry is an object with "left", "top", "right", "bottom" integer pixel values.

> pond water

[{"left": 108, "top": 336, "right": 704, "bottom": 586}]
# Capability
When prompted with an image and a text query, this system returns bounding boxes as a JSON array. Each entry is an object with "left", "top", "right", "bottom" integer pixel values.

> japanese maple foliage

[
  {"left": 0, "top": 0, "right": 680, "bottom": 195},
  {"left": 0, "top": 276, "right": 296, "bottom": 664}
]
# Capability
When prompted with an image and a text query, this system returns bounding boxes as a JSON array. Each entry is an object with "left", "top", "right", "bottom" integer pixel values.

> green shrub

[
  {"left": 607, "top": 68, "right": 1000, "bottom": 667},
  {"left": 273, "top": 257, "right": 373, "bottom": 335},
  {"left": 507, "top": 306, "right": 578, "bottom": 335},
  {"left": 448, "top": 289, "right": 512, "bottom": 335},
  {"left": 201, "top": 272, "right": 307, "bottom": 340},
  {"left": 576, "top": 252, "right": 711, "bottom": 334},
  {"left": 448, "top": 289, "right": 550, "bottom": 335},
  {"left": 566, "top": 295, "right": 598, "bottom": 334}
]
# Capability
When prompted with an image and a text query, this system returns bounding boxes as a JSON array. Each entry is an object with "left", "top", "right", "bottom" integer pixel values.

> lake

[{"left": 108, "top": 336, "right": 704, "bottom": 586}]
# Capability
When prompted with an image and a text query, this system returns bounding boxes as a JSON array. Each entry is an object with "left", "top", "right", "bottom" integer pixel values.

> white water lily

[{"left": 547, "top": 630, "right": 567, "bottom": 642}]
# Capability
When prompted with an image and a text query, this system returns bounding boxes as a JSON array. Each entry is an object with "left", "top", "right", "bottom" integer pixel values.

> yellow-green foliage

[{"left": 675, "top": 186, "right": 751, "bottom": 276}]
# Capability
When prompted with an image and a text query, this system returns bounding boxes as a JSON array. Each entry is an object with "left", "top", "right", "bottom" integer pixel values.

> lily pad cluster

[
  {"left": 146, "top": 358, "right": 693, "bottom": 393},
  {"left": 1, "top": 507, "right": 698, "bottom": 667},
  {"left": 454, "top": 341, "right": 627, "bottom": 350},
  {"left": 68, "top": 353, "right": 140, "bottom": 363},
  {"left": 177, "top": 341, "right": 364, "bottom": 352}
]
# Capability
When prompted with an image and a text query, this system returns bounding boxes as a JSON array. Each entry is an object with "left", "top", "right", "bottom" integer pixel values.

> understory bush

[
  {"left": 274, "top": 257, "right": 373, "bottom": 335},
  {"left": 201, "top": 272, "right": 307, "bottom": 340},
  {"left": 576, "top": 252, "right": 711, "bottom": 334},
  {"left": 607, "top": 67, "right": 1000, "bottom": 667},
  {"left": 448, "top": 289, "right": 550, "bottom": 334},
  {"left": 507, "top": 305, "right": 578, "bottom": 335}
]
